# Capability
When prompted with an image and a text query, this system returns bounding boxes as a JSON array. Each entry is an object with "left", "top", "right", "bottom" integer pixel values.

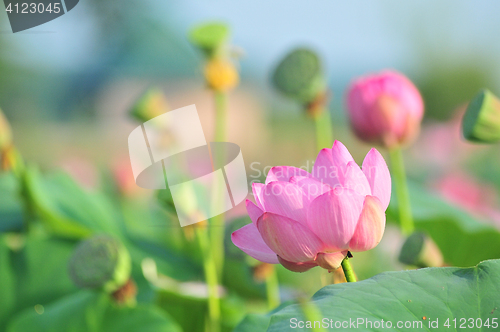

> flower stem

[
  {"left": 211, "top": 90, "right": 227, "bottom": 278},
  {"left": 340, "top": 257, "right": 357, "bottom": 282},
  {"left": 299, "top": 298, "right": 326, "bottom": 332},
  {"left": 388, "top": 146, "right": 415, "bottom": 235},
  {"left": 265, "top": 265, "right": 280, "bottom": 310},
  {"left": 195, "top": 226, "right": 220, "bottom": 332},
  {"left": 313, "top": 108, "right": 334, "bottom": 151},
  {"left": 214, "top": 91, "right": 227, "bottom": 142}
]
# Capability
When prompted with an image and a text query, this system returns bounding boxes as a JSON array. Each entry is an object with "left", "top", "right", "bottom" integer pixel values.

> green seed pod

[
  {"left": 462, "top": 89, "right": 500, "bottom": 143},
  {"left": 189, "top": 22, "right": 230, "bottom": 58},
  {"left": 68, "top": 235, "right": 131, "bottom": 293},
  {"left": 129, "top": 88, "right": 170, "bottom": 123},
  {"left": 272, "top": 48, "right": 326, "bottom": 105},
  {"left": 398, "top": 232, "right": 443, "bottom": 268}
]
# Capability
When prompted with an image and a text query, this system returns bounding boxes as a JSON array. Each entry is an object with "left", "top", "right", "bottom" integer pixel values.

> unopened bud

[
  {"left": 204, "top": 58, "right": 239, "bottom": 92},
  {"left": 0, "top": 108, "right": 12, "bottom": 151},
  {"left": 1, "top": 145, "right": 23, "bottom": 174},
  {"left": 398, "top": 232, "right": 444, "bottom": 268},
  {"left": 346, "top": 70, "right": 424, "bottom": 148},
  {"left": 129, "top": 88, "right": 170, "bottom": 123},
  {"left": 462, "top": 89, "right": 500, "bottom": 143}
]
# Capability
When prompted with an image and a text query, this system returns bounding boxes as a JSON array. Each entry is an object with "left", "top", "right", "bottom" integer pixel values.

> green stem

[
  {"left": 341, "top": 257, "right": 357, "bottom": 282},
  {"left": 313, "top": 108, "right": 334, "bottom": 152},
  {"left": 388, "top": 146, "right": 415, "bottom": 235},
  {"left": 265, "top": 265, "right": 280, "bottom": 310},
  {"left": 8, "top": 149, "right": 31, "bottom": 233},
  {"left": 195, "top": 226, "right": 220, "bottom": 332},
  {"left": 299, "top": 299, "right": 326, "bottom": 332},
  {"left": 214, "top": 91, "right": 227, "bottom": 142},
  {"left": 211, "top": 90, "right": 228, "bottom": 278},
  {"left": 208, "top": 214, "right": 224, "bottom": 279}
]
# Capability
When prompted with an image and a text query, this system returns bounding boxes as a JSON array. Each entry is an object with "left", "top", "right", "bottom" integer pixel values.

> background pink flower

[
  {"left": 346, "top": 70, "right": 424, "bottom": 148},
  {"left": 231, "top": 141, "right": 391, "bottom": 272}
]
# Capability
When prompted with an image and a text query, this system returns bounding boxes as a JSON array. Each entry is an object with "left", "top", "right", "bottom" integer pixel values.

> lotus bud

[
  {"left": 68, "top": 235, "right": 132, "bottom": 294},
  {"left": 129, "top": 88, "right": 170, "bottom": 123},
  {"left": 346, "top": 70, "right": 424, "bottom": 148},
  {"left": 204, "top": 58, "right": 239, "bottom": 92},
  {"left": 189, "top": 22, "right": 230, "bottom": 59},
  {"left": 272, "top": 48, "right": 327, "bottom": 114},
  {"left": 0, "top": 108, "right": 12, "bottom": 152},
  {"left": 398, "top": 232, "right": 444, "bottom": 268},
  {"left": 1, "top": 145, "right": 24, "bottom": 174},
  {"left": 462, "top": 89, "right": 500, "bottom": 143}
]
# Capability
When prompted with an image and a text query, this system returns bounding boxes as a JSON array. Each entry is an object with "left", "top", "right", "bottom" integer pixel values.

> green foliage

[
  {"left": 0, "top": 237, "right": 78, "bottom": 330},
  {"left": 236, "top": 259, "right": 500, "bottom": 331},
  {"left": 234, "top": 302, "right": 294, "bottom": 332},
  {"left": 419, "top": 64, "right": 495, "bottom": 121},
  {"left": 21, "top": 168, "right": 118, "bottom": 238},
  {"left": 6, "top": 291, "right": 182, "bottom": 332},
  {"left": 388, "top": 182, "right": 500, "bottom": 267},
  {"left": 0, "top": 173, "right": 23, "bottom": 232},
  {"left": 0, "top": 238, "right": 16, "bottom": 330}
]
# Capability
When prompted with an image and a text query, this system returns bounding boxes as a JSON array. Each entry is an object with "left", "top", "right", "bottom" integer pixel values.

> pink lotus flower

[
  {"left": 231, "top": 141, "right": 391, "bottom": 272},
  {"left": 346, "top": 70, "right": 424, "bottom": 148}
]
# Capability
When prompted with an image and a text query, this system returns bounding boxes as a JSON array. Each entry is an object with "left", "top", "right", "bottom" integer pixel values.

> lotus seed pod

[
  {"left": 129, "top": 88, "right": 170, "bottom": 123},
  {"left": 398, "top": 232, "right": 443, "bottom": 268},
  {"left": 0, "top": 108, "right": 12, "bottom": 152},
  {"left": 189, "top": 22, "right": 230, "bottom": 58},
  {"left": 272, "top": 48, "right": 326, "bottom": 105},
  {"left": 204, "top": 58, "right": 239, "bottom": 92},
  {"left": 462, "top": 89, "right": 500, "bottom": 143},
  {"left": 68, "top": 235, "right": 131, "bottom": 293}
]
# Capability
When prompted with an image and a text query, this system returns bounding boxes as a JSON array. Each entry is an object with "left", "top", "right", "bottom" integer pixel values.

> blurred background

[
  {"left": 2, "top": 0, "right": 500, "bottom": 166},
  {"left": 2, "top": 1, "right": 500, "bottom": 331}
]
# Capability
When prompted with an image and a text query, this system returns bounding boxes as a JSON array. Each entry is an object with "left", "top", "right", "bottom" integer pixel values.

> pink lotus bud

[
  {"left": 346, "top": 71, "right": 424, "bottom": 148},
  {"left": 231, "top": 141, "right": 391, "bottom": 272}
]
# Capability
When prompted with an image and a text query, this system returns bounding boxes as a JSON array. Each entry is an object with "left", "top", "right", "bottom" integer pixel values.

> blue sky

[{"left": 2, "top": 0, "right": 500, "bottom": 87}]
